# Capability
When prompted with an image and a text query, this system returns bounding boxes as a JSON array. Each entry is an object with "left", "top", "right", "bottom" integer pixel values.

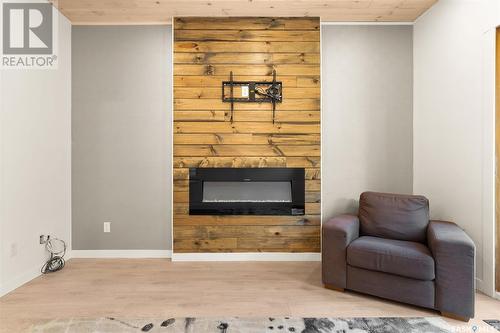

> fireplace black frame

[{"left": 189, "top": 168, "right": 305, "bottom": 216}]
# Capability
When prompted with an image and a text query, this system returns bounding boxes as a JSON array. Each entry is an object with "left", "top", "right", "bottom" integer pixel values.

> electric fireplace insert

[{"left": 189, "top": 168, "right": 305, "bottom": 215}]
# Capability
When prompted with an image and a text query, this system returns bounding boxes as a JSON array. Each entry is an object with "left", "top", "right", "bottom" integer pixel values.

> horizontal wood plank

[
  {"left": 173, "top": 179, "right": 189, "bottom": 192},
  {"left": 174, "top": 53, "right": 320, "bottom": 65},
  {"left": 173, "top": 157, "right": 287, "bottom": 168},
  {"left": 306, "top": 180, "right": 321, "bottom": 191},
  {"left": 174, "top": 75, "right": 304, "bottom": 87},
  {"left": 173, "top": 168, "right": 189, "bottom": 180},
  {"left": 236, "top": 237, "right": 320, "bottom": 251},
  {"left": 174, "top": 17, "right": 320, "bottom": 31},
  {"left": 175, "top": 203, "right": 322, "bottom": 217},
  {"left": 305, "top": 191, "right": 321, "bottom": 203},
  {"left": 173, "top": 156, "right": 321, "bottom": 168},
  {"left": 174, "top": 236, "right": 320, "bottom": 252},
  {"left": 175, "top": 41, "right": 320, "bottom": 53},
  {"left": 232, "top": 110, "right": 320, "bottom": 123},
  {"left": 174, "top": 99, "right": 320, "bottom": 111},
  {"left": 174, "top": 64, "right": 320, "bottom": 76},
  {"left": 296, "top": 76, "right": 321, "bottom": 87},
  {"left": 174, "top": 204, "right": 189, "bottom": 215},
  {"left": 275, "top": 145, "right": 320, "bottom": 157},
  {"left": 173, "top": 144, "right": 320, "bottom": 157},
  {"left": 174, "top": 225, "right": 320, "bottom": 239},
  {"left": 305, "top": 168, "right": 320, "bottom": 180},
  {"left": 174, "top": 134, "right": 320, "bottom": 145},
  {"left": 173, "top": 215, "right": 321, "bottom": 226},
  {"left": 174, "top": 75, "right": 320, "bottom": 88},
  {"left": 174, "top": 238, "right": 319, "bottom": 252},
  {"left": 174, "top": 145, "right": 278, "bottom": 157},
  {"left": 286, "top": 157, "right": 320, "bottom": 167},
  {"left": 174, "top": 110, "right": 227, "bottom": 121},
  {"left": 174, "top": 238, "right": 238, "bottom": 251},
  {"left": 173, "top": 191, "right": 189, "bottom": 203},
  {"left": 174, "top": 122, "right": 320, "bottom": 134},
  {"left": 305, "top": 203, "right": 321, "bottom": 215},
  {"left": 174, "top": 87, "right": 320, "bottom": 99},
  {"left": 174, "top": 110, "right": 320, "bottom": 123},
  {"left": 267, "top": 134, "right": 321, "bottom": 145},
  {"left": 175, "top": 30, "right": 320, "bottom": 42}
]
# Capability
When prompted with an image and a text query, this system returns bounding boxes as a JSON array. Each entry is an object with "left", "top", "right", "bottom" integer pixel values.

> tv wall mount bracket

[{"left": 222, "top": 70, "right": 282, "bottom": 123}]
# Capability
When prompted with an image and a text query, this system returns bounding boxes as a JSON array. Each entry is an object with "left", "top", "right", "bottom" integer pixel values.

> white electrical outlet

[
  {"left": 104, "top": 222, "right": 111, "bottom": 233},
  {"left": 10, "top": 243, "right": 18, "bottom": 257},
  {"left": 241, "top": 85, "right": 249, "bottom": 98}
]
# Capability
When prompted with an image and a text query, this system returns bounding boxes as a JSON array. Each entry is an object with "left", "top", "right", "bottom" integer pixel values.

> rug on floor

[
  {"left": 29, "top": 317, "right": 453, "bottom": 333},
  {"left": 484, "top": 320, "right": 500, "bottom": 331}
]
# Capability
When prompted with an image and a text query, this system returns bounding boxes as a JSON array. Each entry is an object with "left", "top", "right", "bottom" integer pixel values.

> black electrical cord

[
  {"left": 255, "top": 85, "right": 281, "bottom": 101},
  {"left": 41, "top": 238, "right": 66, "bottom": 274}
]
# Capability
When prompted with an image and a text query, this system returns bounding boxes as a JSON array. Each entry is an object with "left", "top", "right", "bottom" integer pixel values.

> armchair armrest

[
  {"left": 322, "top": 214, "right": 360, "bottom": 289},
  {"left": 427, "top": 220, "right": 475, "bottom": 319}
]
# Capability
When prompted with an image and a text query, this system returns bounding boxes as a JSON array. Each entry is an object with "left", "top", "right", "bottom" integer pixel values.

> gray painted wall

[
  {"left": 72, "top": 26, "right": 172, "bottom": 250},
  {"left": 322, "top": 26, "right": 413, "bottom": 221}
]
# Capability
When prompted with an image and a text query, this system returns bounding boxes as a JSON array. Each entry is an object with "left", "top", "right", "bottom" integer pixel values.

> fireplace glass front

[
  {"left": 202, "top": 181, "right": 292, "bottom": 203},
  {"left": 189, "top": 168, "right": 304, "bottom": 215}
]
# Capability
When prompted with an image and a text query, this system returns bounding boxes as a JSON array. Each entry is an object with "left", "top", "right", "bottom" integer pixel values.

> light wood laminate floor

[{"left": 1, "top": 259, "right": 499, "bottom": 332}]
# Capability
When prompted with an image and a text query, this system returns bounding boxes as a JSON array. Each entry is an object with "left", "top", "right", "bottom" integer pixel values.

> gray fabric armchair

[{"left": 322, "top": 192, "right": 475, "bottom": 321}]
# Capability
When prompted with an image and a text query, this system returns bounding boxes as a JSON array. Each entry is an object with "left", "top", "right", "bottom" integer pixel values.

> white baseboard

[
  {"left": 475, "top": 278, "right": 484, "bottom": 291},
  {"left": 474, "top": 277, "right": 498, "bottom": 298},
  {"left": 70, "top": 250, "right": 172, "bottom": 259},
  {"left": 0, "top": 266, "right": 41, "bottom": 298},
  {"left": 172, "top": 252, "right": 321, "bottom": 262}
]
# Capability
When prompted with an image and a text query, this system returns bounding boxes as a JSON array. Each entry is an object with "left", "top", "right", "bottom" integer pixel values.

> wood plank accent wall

[{"left": 173, "top": 17, "right": 321, "bottom": 253}]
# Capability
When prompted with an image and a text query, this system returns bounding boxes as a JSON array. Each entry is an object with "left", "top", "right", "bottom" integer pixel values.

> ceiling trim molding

[{"left": 68, "top": 20, "right": 417, "bottom": 27}]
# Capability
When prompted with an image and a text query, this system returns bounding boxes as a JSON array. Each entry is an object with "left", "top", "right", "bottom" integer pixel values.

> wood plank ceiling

[{"left": 51, "top": 0, "right": 437, "bottom": 25}]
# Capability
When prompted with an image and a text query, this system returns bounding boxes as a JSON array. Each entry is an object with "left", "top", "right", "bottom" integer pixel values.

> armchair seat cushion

[{"left": 347, "top": 236, "right": 435, "bottom": 281}]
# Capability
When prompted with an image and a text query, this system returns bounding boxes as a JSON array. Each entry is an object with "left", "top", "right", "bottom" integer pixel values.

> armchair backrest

[{"left": 358, "top": 192, "right": 429, "bottom": 243}]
